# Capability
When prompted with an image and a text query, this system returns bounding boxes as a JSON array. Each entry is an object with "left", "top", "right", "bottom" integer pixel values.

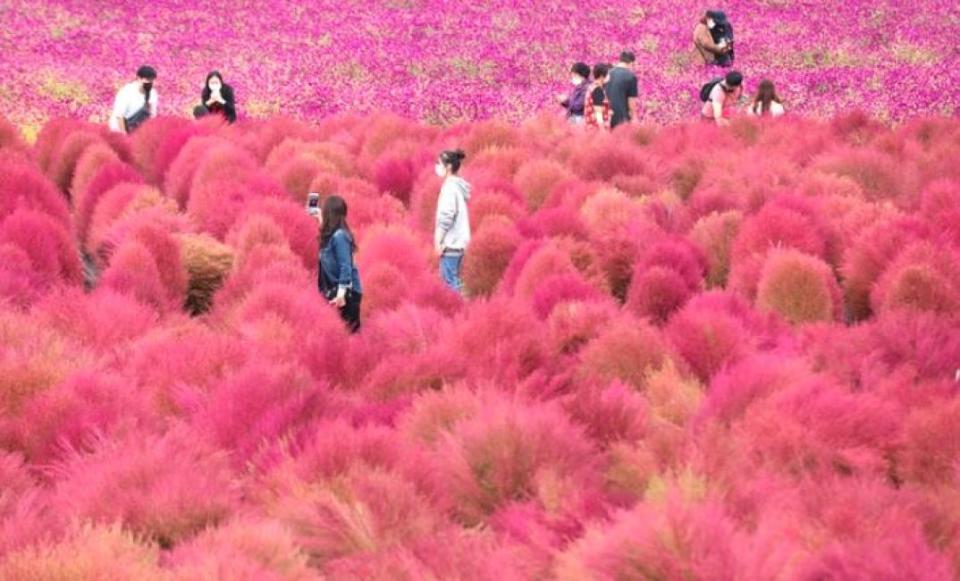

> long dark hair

[
  {"left": 320, "top": 195, "right": 356, "bottom": 250},
  {"left": 752, "top": 79, "right": 782, "bottom": 115},
  {"left": 201, "top": 71, "right": 231, "bottom": 101}
]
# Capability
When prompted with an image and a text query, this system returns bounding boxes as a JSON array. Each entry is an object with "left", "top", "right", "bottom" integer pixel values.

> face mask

[
  {"left": 142, "top": 82, "right": 153, "bottom": 92},
  {"left": 435, "top": 163, "right": 446, "bottom": 178},
  {"left": 209, "top": 81, "right": 222, "bottom": 92},
  {"left": 707, "top": 19, "right": 716, "bottom": 29},
  {"left": 571, "top": 76, "right": 582, "bottom": 86}
]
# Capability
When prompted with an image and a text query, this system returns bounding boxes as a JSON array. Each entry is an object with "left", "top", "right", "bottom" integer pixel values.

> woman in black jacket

[{"left": 193, "top": 71, "right": 237, "bottom": 123}]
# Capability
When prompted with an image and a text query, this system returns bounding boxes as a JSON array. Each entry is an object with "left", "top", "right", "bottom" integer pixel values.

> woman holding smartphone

[
  {"left": 316, "top": 195, "right": 362, "bottom": 333},
  {"left": 193, "top": 71, "right": 237, "bottom": 123}
]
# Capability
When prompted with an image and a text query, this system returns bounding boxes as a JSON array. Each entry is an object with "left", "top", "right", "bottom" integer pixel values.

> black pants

[{"left": 339, "top": 290, "right": 362, "bottom": 333}]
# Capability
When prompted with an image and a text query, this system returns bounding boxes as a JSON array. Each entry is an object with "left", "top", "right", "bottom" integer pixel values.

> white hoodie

[{"left": 434, "top": 176, "right": 472, "bottom": 252}]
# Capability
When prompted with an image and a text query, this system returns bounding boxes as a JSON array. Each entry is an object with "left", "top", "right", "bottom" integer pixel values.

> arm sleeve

[
  {"left": 109, "top": 88, "right": 125, "bottom": 132},
  {"left": 223, "top": 86, "right": 237, "bottom": 122},
  {"left": 332, "top": 233, "right": 354, "bottom": 290},
  {"left": 570, "top": 86, "right": 587, "bottom": 113},
  {"left": 695, "top": 27, "right": 722, "bottom": 54},
  {"left": 711, "top": 86, "right": 725, "bottom": 119},
  {"left": 434, "top": 186, "right": 456, "bottom": 248}
]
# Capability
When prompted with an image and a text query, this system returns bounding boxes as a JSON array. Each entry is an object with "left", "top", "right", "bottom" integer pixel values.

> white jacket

[{"left": 434, "top": 176, "right": 471, "bottom": 252}]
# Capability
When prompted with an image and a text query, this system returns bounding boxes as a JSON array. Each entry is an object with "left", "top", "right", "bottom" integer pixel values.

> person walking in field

[
  {"left": 558, "top": 62, "right": 592, "bottom": 125},
  {"left": 434, "top": 149, "right": 471, "bottom": 294},
  {"left": 606, "top": 51, "right": 639, "bottom": 129},
  {"left": 317, "top": 195, "right": 363, "bottom": 333},
  {"left": 585, "top": 63, "right": 611, "bottom": 130}
]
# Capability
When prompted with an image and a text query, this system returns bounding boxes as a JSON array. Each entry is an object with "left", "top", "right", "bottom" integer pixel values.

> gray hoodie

[{"left": 434, "top": 176, "right": 471, "bottom": 252}]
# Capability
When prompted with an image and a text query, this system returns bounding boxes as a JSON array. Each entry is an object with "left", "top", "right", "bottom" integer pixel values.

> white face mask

[
  {"left": 209, "top": 81, "right": 222, "bottom": 92},
  {"left": 571, "top": 76, "right": 582, "bottom": 86},
  {"left": 435, "top": 163, "right": 446, "bottom": 178},
  {"left": 707, "top": 19, "right": 716, "bottom": 29}
]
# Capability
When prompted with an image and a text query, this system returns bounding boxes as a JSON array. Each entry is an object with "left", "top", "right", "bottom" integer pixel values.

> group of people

[
  {"left": 109, "top": 65, "right": 237, "bottom": 133},
  {"left": 314, "top": 150, "right": 472, "bottom": 333},
  {"left": 107, "top": 9, "right": 787, "bottom": 332},
  {"left": 560, "top": 8, "right": 785, "bottom": 129},
  {"left": 108, "top": 65, "right": 472, "bottom": 334}
]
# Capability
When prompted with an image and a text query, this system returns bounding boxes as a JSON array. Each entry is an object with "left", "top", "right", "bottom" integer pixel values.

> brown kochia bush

[
  {"left": 178, "top": 233, "right": 235, "bottom": 315},
  {"left": 871, "top": 242, "right": 960, "bottom": 315},
  {"left": 462, "top": 215, "right": 522, "bottom": 297},
  {"left": 756, "top": 249, "right": 842, "bottom": 324}
]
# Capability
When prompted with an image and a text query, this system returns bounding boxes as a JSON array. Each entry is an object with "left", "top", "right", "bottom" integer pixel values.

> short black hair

[
  {"left": 706, "top": 10, "right": 728, "bottom": 24},
  {"left": 619, "top": 51, "right": 636, "bottom": 64},
  {"left": 571, "top": 62, "right": 591, "bottom": 79},
  {"left": 136, "top": 65, "right": 157, "bottom": 80},
  {"left": 592, "top": 63, "right": 610, "bottom": 80},
  {"left": 725, "top": 70, "right": 743, "bottom": 87}
]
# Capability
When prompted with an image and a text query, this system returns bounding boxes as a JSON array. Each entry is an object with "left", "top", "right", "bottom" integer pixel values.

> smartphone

[{"left": 306, "top": 192, "right": 320, "bottom": 216}]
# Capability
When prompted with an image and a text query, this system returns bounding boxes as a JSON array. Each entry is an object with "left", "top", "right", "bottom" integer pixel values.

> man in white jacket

[
  {"left": 434, "top": 149, "right": 471, "bottom": 294},
  {"left": 109, "top": 65, "right": 158, "bottom": 134}
]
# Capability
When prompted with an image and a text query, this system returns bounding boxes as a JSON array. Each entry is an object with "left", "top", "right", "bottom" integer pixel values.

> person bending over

[
  {"left": 109, "top": 65, "right": 157, "bottom": 134},
  {"left": 701, "top": 70, "right": 743, "bottom": 126}
]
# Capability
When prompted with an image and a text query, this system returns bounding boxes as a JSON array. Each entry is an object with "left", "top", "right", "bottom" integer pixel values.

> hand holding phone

[{"left": 307, "top": 192, "right": 320, "bottom": 216}]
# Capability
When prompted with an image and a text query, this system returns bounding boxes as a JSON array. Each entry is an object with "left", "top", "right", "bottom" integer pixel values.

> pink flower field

[
  {"left": 2, "top": 0, "right": 960, "bottom": 578},
  {"left": 1, "top": 0, "right": 958, "bottom": 131},
  {"left": 1, "top": 107, "right": 960, "bottom": 578}
]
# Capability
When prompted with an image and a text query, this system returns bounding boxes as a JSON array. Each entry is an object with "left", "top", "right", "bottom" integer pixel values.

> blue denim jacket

[{"left": 319, "top": 229, "right": 362, "bottom": 295}]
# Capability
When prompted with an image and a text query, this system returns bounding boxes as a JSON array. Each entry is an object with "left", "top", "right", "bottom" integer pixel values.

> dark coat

[{"left": 198, "top": 83, "right": 237, "bottom": 123}]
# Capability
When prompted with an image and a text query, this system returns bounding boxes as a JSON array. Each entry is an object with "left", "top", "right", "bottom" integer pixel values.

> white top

[
  {"left": 109, "top": 82, "right": 158, "bottom": 132},
  {"left": 748, "top": 101, "right": 785, "bottom": 117}
]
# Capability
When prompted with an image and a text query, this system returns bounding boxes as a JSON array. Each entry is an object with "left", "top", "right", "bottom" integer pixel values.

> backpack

[{"left": 700, "top": 78, "right": 723, "bottom": 102}]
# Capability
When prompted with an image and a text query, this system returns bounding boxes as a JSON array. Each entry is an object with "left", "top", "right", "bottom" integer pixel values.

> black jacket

[{"left": 199, "top": 83, "right": 237, "bottom": 123}]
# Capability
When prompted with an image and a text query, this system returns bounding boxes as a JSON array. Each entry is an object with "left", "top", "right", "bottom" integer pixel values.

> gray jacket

[{"left": 434, "top": 176, "right": 472, "bottom": 251}]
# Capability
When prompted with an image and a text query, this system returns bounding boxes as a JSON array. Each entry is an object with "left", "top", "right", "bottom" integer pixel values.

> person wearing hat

[
  {"left": 694, "top": 10, "right": 734, "bottom": 67},
  {"left": 702, "top": 70, "right": 743, "bottom": 126}
]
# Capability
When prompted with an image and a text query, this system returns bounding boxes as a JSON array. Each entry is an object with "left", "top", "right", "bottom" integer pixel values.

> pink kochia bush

[{"left": 0, "top": 113, "right": 959, "bottom": 577}]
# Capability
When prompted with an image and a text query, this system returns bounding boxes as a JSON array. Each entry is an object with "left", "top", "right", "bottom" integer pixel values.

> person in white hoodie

[{"left": 434, "top": 149, "right": 471, "bottom": 294}]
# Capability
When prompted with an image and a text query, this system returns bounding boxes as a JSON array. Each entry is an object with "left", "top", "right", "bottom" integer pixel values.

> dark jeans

[{"left": 338, "top": 290, "right": 362, "bottom": 333}]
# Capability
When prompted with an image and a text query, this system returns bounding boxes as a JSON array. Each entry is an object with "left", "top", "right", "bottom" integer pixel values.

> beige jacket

[{"left": 693, "top": 22, "right": 725, "bottom": 64}]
